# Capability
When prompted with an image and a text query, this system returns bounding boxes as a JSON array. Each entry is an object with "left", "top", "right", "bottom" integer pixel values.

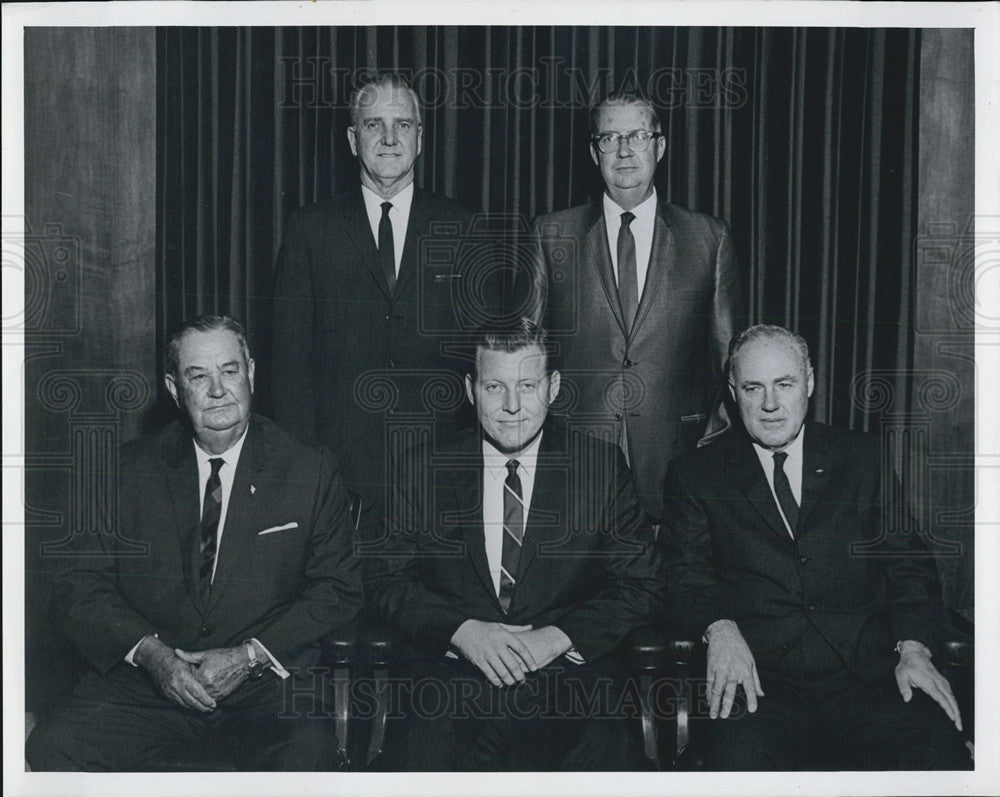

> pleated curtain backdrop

[{"left": 155, "top": 26, "right": 920, "bottom": 430}]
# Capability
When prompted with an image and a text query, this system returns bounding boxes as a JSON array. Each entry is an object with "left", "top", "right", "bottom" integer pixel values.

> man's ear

[
  {"left": 547, "top": 370, "right": 561, "bottom": 404},
  {"left": 164, "top": 373, "right": 180, "bottom": 408},
  {"left": 806, "top": 367, "right": 815, "bottom": 398},
  {"left": 728, "top": 381, "right": 737, "bottom": 403},
  {"left": 590, "top": 142, "right": 600, "bottom": 168},
  {"left": 347, "top": 126, "right": 358, "bottom": 157},
  {"left": 465, "top": 374, "right": 475, "bottom": 407},
  {"left": 247, "top": 358, "right": 256, "bottom": 393},
  {"left": 416, "top": 123, "right": 424, "bottom": 157},
  {"left": 655, "top": 132, "right": 666, "bottom": 163}
]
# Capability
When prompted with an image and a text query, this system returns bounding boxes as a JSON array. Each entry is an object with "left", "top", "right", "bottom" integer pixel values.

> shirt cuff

[
  {"left": 125, "top": 633, "right": 157, "bottom": 666},
  {"left": 564, "top": 647, "right": 585, "bottom": 665},
  {"left": 895, "top": 639, "right": 932, "bottom": 658},
  {"left": 251, "top": 637, "right": 290, "bottom": 679}
]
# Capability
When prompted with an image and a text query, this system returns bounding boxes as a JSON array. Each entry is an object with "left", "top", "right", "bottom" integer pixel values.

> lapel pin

[
  {"left": 815, "top": 468, "right": 824, "bottom": 474},
  {"left": 250, "top": 484, "right": 256, "bottom": 494}
]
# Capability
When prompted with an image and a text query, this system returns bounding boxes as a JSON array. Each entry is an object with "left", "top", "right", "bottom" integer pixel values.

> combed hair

[
  {"left": 727, "top": 324, "right": 811, "bottom": 382},
  {"left": 165, "top": 315, "right": 251, "bottom": 378},
  {"left": 349, "top": 73, "right": 423, "bottom": 128},
  {"left": 590, "top": 91, "right": 662, "bottom": 136},
  {"left": 468, "top": 318, "right": 554, "bottom": 378}
]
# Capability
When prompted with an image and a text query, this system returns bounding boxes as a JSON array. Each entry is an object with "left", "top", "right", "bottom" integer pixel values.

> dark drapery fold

[{"left": 156, "top": 26, "right": 922, "bottom": 432}]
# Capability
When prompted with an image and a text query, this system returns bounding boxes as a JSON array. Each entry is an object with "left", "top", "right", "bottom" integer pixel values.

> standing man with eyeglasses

[{"left": 527, "top": 92, "right": 745, "bottom": 525}]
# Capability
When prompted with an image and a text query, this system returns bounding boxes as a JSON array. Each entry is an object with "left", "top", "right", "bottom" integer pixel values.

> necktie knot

[
  {"left": 506, "top": 459, "right": 520, "bottom": 480},
  {"left": 620, "top": 210, "right": 635, "bottom": 229},
  {"left": 208, "top": 457, "right": 224, "bottom": 477},
  {"left": 773, "top": 451, "right": 787, "bottom": 469},
  {"left": 380, "top": 201, "right": 393, "bottom": 218}
]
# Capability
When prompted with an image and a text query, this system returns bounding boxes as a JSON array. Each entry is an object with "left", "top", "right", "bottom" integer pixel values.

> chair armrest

[
  {"left": 624, "top": 625, "right": 669, "bottom": 673},
  {"left": 943, "top": 640, "right": 972, "bottom": 668},
  {"left": 319, "top": 616, "right": 362, "bottom": 666}
]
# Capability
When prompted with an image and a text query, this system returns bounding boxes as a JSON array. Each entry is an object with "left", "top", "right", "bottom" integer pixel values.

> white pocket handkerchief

[{"left": 258, "top": 522, "right": 299, "bottom": 536}]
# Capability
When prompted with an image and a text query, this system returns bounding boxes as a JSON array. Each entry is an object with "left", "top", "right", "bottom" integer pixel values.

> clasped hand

[
  {"left": 704, "top": 619, "right": 764, "bottom": 719},
  {"left": 450, "top": 619, "right": 573, "bottom": 687},
  {"left": 135, "top": 636, "right": 249, "bottom": 711}
]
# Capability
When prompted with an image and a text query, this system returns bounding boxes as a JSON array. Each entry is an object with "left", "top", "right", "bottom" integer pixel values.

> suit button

[
  {"left": 623, "top": 358, "right": 634, "bottom": 368},
  {"left": 384, "top": 314, "right": 391, "bottom": 321},
  {"left": 200, "top": 626, "right": 211, "bottom": 637},
  {"left": 387, "top": 359, "right": 395, "bottom": 368},
  {"left": 798, "top": 556, "right": 808, "bottom": 564},
  {"left": 614, "top": 412, "right": 623, "bottom": 421},
  {"left": 807, "top": 605, "right": 816, "bottom": 613}
]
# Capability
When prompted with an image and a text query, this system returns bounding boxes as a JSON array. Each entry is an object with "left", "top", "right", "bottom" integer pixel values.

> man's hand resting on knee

[
  {"left": 134, "top": 636, "right": 217, "bottom": 712},
  {"left": 704, "top": 619, "right": 764, "bottom": 719}
]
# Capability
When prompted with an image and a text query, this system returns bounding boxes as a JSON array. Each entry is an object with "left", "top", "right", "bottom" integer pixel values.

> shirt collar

[
  {"left": 603, "top": 188, "right": 657, "bottom": 226},
  {"left": 193, "top": 423, "right": 250, "bottom": 470},
  {"left": 361, "top": 181, "right": 414, "bottom": 219},
  {"left": 752, "top": 422, "right": 805, "bottom": 465},
  {"left": 482, "top": 431, "right": 543, "bottom": 479}
]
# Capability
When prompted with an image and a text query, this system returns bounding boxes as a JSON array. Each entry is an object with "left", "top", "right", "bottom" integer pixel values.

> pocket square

[{"left": 258, "top": 522, "right": 299, "bottom": 535}]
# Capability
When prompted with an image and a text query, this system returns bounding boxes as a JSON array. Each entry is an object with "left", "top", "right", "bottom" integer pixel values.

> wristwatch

[{"left": 243, "top": 639, "right": 267, "bottom": 679}]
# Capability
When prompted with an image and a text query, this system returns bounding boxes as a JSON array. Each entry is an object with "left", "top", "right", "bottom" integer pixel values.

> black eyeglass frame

[{"left": 590, "top": 130, "right": 664, "bottom": 154}]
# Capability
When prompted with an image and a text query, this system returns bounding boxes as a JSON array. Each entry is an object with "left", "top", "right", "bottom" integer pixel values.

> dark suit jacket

[
  {"left": 530, "top": 199, "right": 745, "bottom": 521},
  {"left": 52, "top": 414, "right": 363, "bottom": 678},
  {"left": 269, "top": 187, "right": 476, "bottom": 511},
  {"left": 366, "top": 419, "right": 665, "bottom": 664},
  {"left": 661, "top": 421, "right": 947, "bottom": 684}
]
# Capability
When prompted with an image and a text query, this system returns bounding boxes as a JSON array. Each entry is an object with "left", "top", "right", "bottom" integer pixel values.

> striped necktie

[
  {"left": 499, "top": 459, "right": 524, "bottom": 613},
  {"left": 200, "top": 457, "right": 224, "bottom": 591},
  {"left": 772, "top": 451, "right": 798, "bottom": 536}
]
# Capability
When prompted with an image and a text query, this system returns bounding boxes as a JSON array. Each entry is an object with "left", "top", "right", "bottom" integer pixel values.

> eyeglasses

[{"left": 591, "top": 130, "right": 662, "bottom": 154}]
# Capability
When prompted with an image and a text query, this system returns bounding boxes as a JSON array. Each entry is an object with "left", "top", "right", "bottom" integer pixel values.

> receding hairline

[
  {"left": 350, "top": 78, "right": 423, "bottom": 127},
  {"left": 591, "top": 95, "right": 662, "bottom": 135}
]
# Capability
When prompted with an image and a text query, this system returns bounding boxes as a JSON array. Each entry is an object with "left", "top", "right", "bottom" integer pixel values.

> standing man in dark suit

[
  {"left": 26, "top": 316, "right": 363, "bottom": 771},
  {"left": 661, "top": 324, "right": 968, "bottom": 769},
  {"left": 529, "top": 92, "right": 744, "bottom": 523},
  {"left": 367, "top": 319, "right": 664, "bottom": 770},
  {"left": 270, "top": 74, "right": 476, "bottom": 534}
]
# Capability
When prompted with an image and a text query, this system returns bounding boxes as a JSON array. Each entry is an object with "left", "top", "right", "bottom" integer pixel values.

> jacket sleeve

[
  {"left": 545, "top": 447, "right": 666, "bottom": 662},
  {"left": 269, "top": 208, "right": 319, "bottom": 444},
  {"left": 660, "top": 459, "right": 729, "bottom": 640},
  {"left": 249, "top": 448, "right": 364, "bottom": 665},
  {"left": 701, "top": 219, "right": 745, "bottom": 442},
  {"left": 364, "top": 458, "right": 471, "bottom": 654}
]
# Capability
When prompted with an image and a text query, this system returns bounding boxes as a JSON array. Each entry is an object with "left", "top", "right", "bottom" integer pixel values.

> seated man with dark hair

[
  {"left": 367, "top": 318, "right": 664, "bottom": 770},
  {"left": 27, "top": 315, "right": 362, "bottom": 771},
  {"left": 661, "top": 324, "right": 970, "bottom": 770}
]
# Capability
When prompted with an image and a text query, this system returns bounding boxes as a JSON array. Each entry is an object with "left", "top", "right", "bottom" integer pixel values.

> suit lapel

[
  {"left": 584, "top": 202, "right": 628, "bottom": 337},
  {"left": 340, "top": 188, "right": 393, "bottom": 300},
  {"left": 630, "top": 202, "right": 674, "bottom": 339},
  {"left": 161, "top": 424, "right": 206, "bottom": 613},
  {"left": 729, "top": 436, "right": 794, "bottom": 544},
  {"left": 394, "top": 188, "right": 429, "bottom": 299},
  {"left": 447, "top": 434, "right": 498, "bottom": 603},
  {"left": 206, "top": 420, "right": 263, "bottom": 613},
  {"left": 798, "top": 422, "right": 833, "bottom": 535},
  {"left": 509, "top": 424, "right": 567, "bottom": 607}
]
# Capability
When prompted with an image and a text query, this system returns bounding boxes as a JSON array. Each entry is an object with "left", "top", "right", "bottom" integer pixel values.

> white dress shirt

[
  {"left": 603, "top": 189, "right": 658, "bottom": 299},
  {"left": 481, "top": 434, "right": 542, "bottom": 595},
  {"left": 751, "top": 424, "right": 805, "bottom": 538},
  {"left": 361, "top": 181, "right": 414, "bottom": 276}
]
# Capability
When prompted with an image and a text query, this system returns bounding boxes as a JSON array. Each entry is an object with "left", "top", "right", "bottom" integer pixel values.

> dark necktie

[
  {"left": 617, "top": 211, "right": 638, "bottom": 329},
  {"left": 378, "top": 201, "right": 396, "bottom": 294},
  {"left": 772, "top": 451, "right": 798, "bottom": 535},
  {"left": 499, "top": 459, "right": 524, "bottom": 614},
  {"left": 200, "top": 457, "right": 224, "bottom": 590}
]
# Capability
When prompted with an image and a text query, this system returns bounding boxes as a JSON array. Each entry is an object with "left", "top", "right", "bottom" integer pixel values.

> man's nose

[
  {"left": 761, "top": 388, "right": 779, "bottom": 411},
  {"left": 381, "top": 124, "right": 397, "bottom": 146},
  {"left": 207, "top": 375, "right": 226, "bottom": 397},
  {"left": 616, "top": 135, "right": 634, "bottom": 157},
  {"left": 503, "top": 390, "right": 520, "bottom": 414}
]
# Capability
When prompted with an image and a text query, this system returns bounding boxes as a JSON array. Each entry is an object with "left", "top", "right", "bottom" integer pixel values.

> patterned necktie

[
  {"left": 617, "top": 211, "right": 638, "bottom": 329},
  {"left": 772, "top": 451, "right": 798, "bottom": 535},
  {"left": 200, "top": 457, "right": 224, "bottom": 589},
  {"left": 378, "top": 201, "right": 396, "bottom": 294},
  {"left": 499, "top": 459, "right": 524, "bottom": 613}
]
